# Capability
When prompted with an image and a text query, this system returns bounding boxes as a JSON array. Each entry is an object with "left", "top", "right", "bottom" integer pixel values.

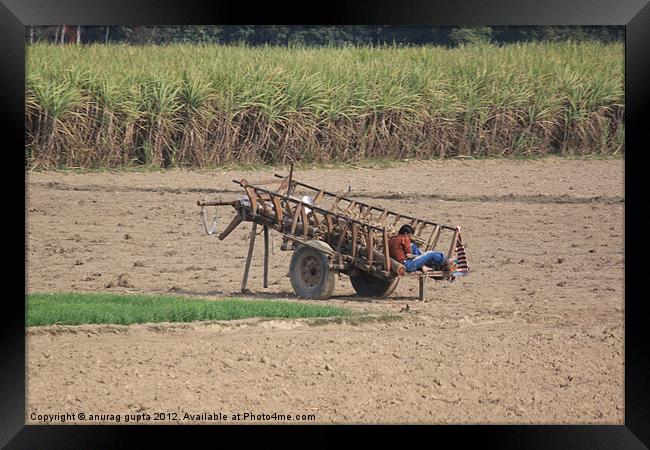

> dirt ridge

[{"left": 31, "top": 181, "right": 623, "bottom": 205}]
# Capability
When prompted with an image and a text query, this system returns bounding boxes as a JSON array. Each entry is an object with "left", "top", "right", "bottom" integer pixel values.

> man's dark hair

[{"left": 398, "top": 224, "right": 415, "bottom": 235}]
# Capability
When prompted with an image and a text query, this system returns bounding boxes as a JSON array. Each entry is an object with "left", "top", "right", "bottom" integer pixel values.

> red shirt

[{"left": 388, "top": 235, "right": 411, "bottom": 263}]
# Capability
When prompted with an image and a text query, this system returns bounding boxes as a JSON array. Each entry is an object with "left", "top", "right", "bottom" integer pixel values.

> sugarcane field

[{"left": 25, "top": 27, "right": 624, "bottom": 424}]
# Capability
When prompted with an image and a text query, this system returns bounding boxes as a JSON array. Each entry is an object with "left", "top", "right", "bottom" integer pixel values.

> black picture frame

[{"left": 3, "top": 0, "right": 648, "bottom": 447}]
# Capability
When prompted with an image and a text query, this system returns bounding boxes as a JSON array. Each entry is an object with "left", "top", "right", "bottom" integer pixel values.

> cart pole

[
  {"left": 241, "top": 222, "right": 257, "bottom": 293},
  {"left": 263, "top": 225, "right": 269, "bottom": 288},
  {"left": 419, "top": 276, "right": 425, "bottom": 301}
]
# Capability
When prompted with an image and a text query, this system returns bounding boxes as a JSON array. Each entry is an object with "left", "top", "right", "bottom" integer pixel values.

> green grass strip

[{"left": 27, "top": 293, "right": 353, "bottom": 327}]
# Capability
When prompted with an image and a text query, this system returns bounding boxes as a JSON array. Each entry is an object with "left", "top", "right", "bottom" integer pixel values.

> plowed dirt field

[{"left": 26, "top": 158, "right": 624, "bottom": 424}]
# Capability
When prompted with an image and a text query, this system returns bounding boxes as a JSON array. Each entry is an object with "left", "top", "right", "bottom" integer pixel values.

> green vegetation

[
  {"left": 29, "top": 25, "right": 624, "bottom": 47},
  {"left": 27, "top": 293, "right": 353, "bottom": 326},
  {"left": 26, "top": 42, "right": 623, "bottom": 169}
]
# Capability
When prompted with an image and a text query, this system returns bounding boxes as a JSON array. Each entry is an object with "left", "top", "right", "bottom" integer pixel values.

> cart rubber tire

[
  {"left": 349, "top": 271, "right": 400, "bottom": 298},
  {"left": 289, "top": 245, "right": 336, "bottom": 299}
]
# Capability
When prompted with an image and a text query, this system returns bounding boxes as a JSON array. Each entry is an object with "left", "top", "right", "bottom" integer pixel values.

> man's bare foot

[{"left": 420, "top": 266, "right": 432, "bottom": 273}]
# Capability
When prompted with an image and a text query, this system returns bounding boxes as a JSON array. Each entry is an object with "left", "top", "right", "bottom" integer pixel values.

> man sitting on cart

[{"left": 388, "top": 224, "right": 451, "bottom": 273}]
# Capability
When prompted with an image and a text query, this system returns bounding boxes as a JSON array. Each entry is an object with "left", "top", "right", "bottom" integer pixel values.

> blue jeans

[{"left": 403, "top": 250, "right": 446, "bottom": 273}]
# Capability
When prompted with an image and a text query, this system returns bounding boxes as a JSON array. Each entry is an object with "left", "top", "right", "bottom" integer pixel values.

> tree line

[{"left": 27, "top": 25, "right": 623, "bottom": 46}]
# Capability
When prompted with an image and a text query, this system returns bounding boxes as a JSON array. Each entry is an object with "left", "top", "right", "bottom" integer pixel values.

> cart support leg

[
  {"left": 263, "top": 225, "right": 269, "bottom": 288},
  {"left": 241, "top": 222, "right": 257, "bottom": 293},
  {"left": 419, "top": 276, "right": 425, "bottom": 301},
  {"left": 219, "top": 213, "right": 243, "bottom": 241}
]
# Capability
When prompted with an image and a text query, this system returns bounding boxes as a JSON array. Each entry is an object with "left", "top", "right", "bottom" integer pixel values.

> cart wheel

[
  {"left": 289, "top": 245, "right": 336, "bottom": 299},
  {"left": 350, "top": 271, "right": 400, "bottom": 298}
]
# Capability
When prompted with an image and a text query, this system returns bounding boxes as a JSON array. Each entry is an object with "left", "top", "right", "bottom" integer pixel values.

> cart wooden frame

[{"left": 197, "top": 166, "right": 463, "bottom": 300}]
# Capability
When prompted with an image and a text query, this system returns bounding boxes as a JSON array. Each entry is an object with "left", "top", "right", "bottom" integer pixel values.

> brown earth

[{"left": 25, "top": 157, "right": 624, "bottom": 424}]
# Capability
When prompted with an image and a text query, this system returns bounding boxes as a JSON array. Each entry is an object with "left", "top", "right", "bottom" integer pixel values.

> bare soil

[{"left": 26, "top": 157, "right": 624, "bottom": 424}]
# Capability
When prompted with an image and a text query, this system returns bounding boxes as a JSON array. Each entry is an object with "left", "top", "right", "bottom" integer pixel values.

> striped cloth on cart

[{"left": 453, "top": 226, "right": 469, "bottom": 276}]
